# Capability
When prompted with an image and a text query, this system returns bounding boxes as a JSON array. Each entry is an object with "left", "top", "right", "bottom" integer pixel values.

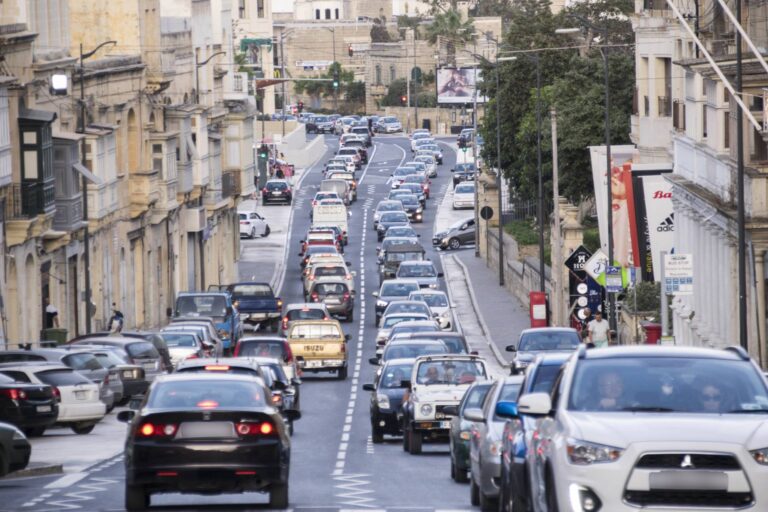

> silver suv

[{"left": 519, "top": 345, "right": 768, "bottom": 511}]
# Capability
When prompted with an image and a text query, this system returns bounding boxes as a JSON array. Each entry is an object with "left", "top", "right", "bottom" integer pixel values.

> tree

[
  {"left": 469, "top": 0, "right": 515, "bottom": 21},
  {"left": 294, "top": 62, "right": 364, "bottom": 111},
  {"left": 397, "top": 14, "right": 423, "bottom": 39},
  {"left": 370, "top": 17, "right": 392, "bottom": 43},
  {"left": 424, "top": 9, "right": 475, "bottom": 66}
]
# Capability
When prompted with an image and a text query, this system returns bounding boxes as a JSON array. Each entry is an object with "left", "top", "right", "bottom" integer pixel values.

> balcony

[
  {"left": 658, "top": 96, "right": 672, "bottom": 117},
  {"left": 177, "top": 160, "right": 193, "bottom": 194},
  {"left": 3, "top": 183, "right": 51, "bottom": 220},
  {"left": 129, "top": 170, "right": 161, "bottom": 217},
  {"left": 52, "top": 193, "right": 84, "bottom": 232},
  {"left": 222, "top": 170, "right": 241, "bottom": 198}
]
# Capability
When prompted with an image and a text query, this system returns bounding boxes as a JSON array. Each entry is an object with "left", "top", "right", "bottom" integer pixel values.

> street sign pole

[{"left": 661, "top": 250, "right": 669, "bottom": 336}]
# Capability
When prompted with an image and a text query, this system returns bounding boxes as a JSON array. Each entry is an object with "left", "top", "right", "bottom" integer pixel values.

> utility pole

[
  {"left": 535, "top": 54, "right": 545, "bottom": 294},
  {"left": 280, "top": 30, "right": 287, "bottom": 137},
  {"left": 495, "top": 52, "right": 504, "bottom": 286},
  {"left": 473, "top": 61, "right": 480, "bottom": 258},
  {"left": 601, "top": 45, "right": 616, "bottom": 334},
  {"left": 736, "top": 0, "right": 748, "bottom": 349},
  {"left": 331, "top": 28, "right": 338, "bottom": 111},
  {"left": 413, "top": 29, "right": 419, "bottom": 128},
  {"left": 551, "top": 108, "right": 563, "bottom": 325}
]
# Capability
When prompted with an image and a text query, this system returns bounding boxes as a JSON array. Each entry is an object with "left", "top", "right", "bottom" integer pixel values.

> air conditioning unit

[{"left": 184, "top": 206, "right": 206, "bottom": 232}]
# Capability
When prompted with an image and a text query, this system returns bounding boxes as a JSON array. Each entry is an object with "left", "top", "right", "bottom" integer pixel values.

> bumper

[
  {"left": 241, "top": 312, "right": 281, "bottom": 322},
  {"left": 298, "top": 359, "right": 346, "bottom": 372},
  {"left": 372, "top": 409, "right": 402, "bottom": 435},
  {"left": 411, "top": 419, "right": 451, "bottom": 432},
  {"left": 262, "top": 194, "right": 291, "bottom": 203},
  {"left": 58, "top": 402, "right": 106, "bottom": 423},
  {"left": 453, "top": 200, "right": 474, "bottom": 209},
  {"left": 127, "top": 461, "right": 287, "bottom": 493},
  {"left": 0, "top": 404, "right": 58, "bottom": 429},
  {"left": 406, "top": 211, "right": 424, "bottom": 222}
]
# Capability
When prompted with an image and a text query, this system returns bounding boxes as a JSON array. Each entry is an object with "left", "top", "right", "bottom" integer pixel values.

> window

[
  {"left": 390, "top": 65, "right": 396, "bottom": 82},
  {"left": 702, "top": 105, "right": 708, "bottom": 139},
  {"left": 257, "top": 0, "right": 264, "bottom": 18},
  {"left": 316, "top": 9, "right": 321, "bottom": 19},
  {"left": 238, "top": 0, "right": 245, "bottom": 17},
  {"left": 325, "top": 8, "right": 331, "bottom": 19},
  {"left": 723, "top": 111, "right": 730, "bottom": 149},
  {"left": 375, "top": 65, "right": 382, "bottom": 85},
  {"left": 335, "top": 8, "right": 339, "bottom": 18}
]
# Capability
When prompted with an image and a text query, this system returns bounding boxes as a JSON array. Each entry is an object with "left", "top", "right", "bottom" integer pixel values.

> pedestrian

[
  {"left": 275, "top": 167, "right": 285, "bottom": 179},
  {"left": 44, "top": 298, "right": 59, "bottom": 329},
  {"left": 587, "top": 310, "right": 611, "bottom": 348},
  {"left": 108, "top": 303, "right": 124, "bottom": 333}
]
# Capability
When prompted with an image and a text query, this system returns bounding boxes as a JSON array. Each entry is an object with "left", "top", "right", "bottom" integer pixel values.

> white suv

[
  {"left": 402, "top": 354, "right": 488, "bottom": 455},
  {"left": 519, "top": 345, "right": 768, "bottom": 512}
]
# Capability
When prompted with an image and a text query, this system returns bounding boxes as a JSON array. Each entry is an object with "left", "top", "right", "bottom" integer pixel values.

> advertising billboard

[{"left": 436, "top": 68, "right": 487, "bottom": 104}]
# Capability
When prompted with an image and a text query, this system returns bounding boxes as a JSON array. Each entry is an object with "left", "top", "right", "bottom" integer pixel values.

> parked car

[
  {"left": 433, "top": 217, "right": 476, "bottom": 250},
  {"left": 468, "top": 375, "right": 524, "bottom": 510},
  {"left": 80, "top": 345, "right": 148, "bottom": 402},
  {"left": 0, "top": 372, "right": 58, "bottom": 436},
  {"left": 378, "top": 116, "right": 402, "bottom": 133},
  {"left": 117, "top": 373, "right": 296, "bottom": 510},
  {"left": 447, "top": 380, "right": 493, "bottom": 483},
  {"left": 0, "top": 363, "right": 106, "bottom": 435},
  {"left": 261, "top": 179, "right": 293, "bottom": 204},
  {"left": 362, "top": 358, "right": 415, "bottom": 443},
  {"left": 0, "top": 422, "right": 31, "bottom": 476},
  {"left": 239, "top": 210, "right": 270, "bottom": 239},
  {"left": 69, "top": 337, "right": 166, "bottom": 383}
]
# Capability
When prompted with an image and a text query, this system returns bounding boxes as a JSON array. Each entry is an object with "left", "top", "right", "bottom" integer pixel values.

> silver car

[
  {"left": 467, "top": 375, "right": 524, "bottom": 510},
  {"left": 395, "top": 260, "right": 443, "bottom": 289}
]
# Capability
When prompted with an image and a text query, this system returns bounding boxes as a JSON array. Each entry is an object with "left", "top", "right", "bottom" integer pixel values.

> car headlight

[
  {"left": 376, "top": 393, "right": 391, "bottom": 410},
  {"left": 566, "top": 439, "right": 623, "bottom": 465},
  {"left": 11, "top": 426, "right": 26, "bottom": 440},
  {"left": 374, "top": 213, "right": 380, "bottom": 221},
  {"left": 416, "top": 207, "right": 423, "bottom": 213},
  {"left": 751, "top": 448, "right": 768, "bottom": 465},
  {"left": 376, "top": 300, "right": 388, "bottom": 308},
  {"left": 420, "top": 404, "right": 433, "bottom": 417},
  {"left": 429, "top": 283, "right": 438, "bottom": 288}
]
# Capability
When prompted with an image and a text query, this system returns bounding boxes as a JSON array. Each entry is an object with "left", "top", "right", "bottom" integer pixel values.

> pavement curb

[
  {"left": 451, "top": 253, "right": 510, "bottom": 369},
  {"left": 4, "top": 463, "right": 63, "bottom": 479}
]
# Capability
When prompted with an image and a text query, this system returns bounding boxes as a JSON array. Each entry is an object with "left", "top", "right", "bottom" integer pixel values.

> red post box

[
  {"left": 642, "top": 322, "right": 662, "bottom": 344},
  {"left": 529, "top": 291, "right": 548, "bottom": 328}
]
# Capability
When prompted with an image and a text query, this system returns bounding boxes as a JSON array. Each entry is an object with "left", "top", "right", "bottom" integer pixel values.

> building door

[
  {"left": 187, "top": 234, "right": 196, "bottom": 290},
  {"left": 67, "top": 256, "right": 79, "bottom": 335},
  {"left": 132, "top": 239, "right": 145, "bottom": 327}
]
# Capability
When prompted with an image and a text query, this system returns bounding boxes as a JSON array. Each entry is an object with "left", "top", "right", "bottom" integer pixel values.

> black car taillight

[
  {"left": 139, "top": 422, "right": 177, "bottom": 438},
  {"left": 0, "top": 389, "right": 27, "bottom": 400},
  {"left": 236, "top": 421, "right": 275, "bottom": 436}
]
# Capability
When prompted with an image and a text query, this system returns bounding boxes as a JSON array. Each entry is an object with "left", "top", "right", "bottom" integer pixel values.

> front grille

[
  {"left": 636, "top": 453, "right": 741, "bottom": 470},
  {"left": 624, "top": 490, "right": 753, "bottom": 508}
]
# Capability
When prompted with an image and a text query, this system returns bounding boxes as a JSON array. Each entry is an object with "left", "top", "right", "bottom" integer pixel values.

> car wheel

[
  {"left": 372, "top": 426, "right": 384, "bottom": 444},
  {"left": 402, "top": 424, "right": 410, "bottom": 451},
  {"left": 337, "top": 366, "right": 348, "bottom": 380},
  {"left": 0, "top": 448, "right": 8, "bottom": 478},
  {"left": 455, "top": 462, "right": 469, "bottom": 483},
  {"left": 288, "top": 420, "right": 294, "bottom": 437},
  {"left": 71, "top": 423, "right": 95, "bottom": 435},
  {"left": 471, "top": 475, "right": 481, "bottom": 506},
  {"left": 269, "top": 482, "right": 289, "bottom": 509},
  {"left": 250, "top": 227, "right": 257, "bottom": 239},
  {"left": 449, "top": 238, "right": 461, "bottom": 250},
  {"left": 25, "top": 426, "right": 46, "bottom": 437},
  {"left": 125, "top": 484, "right": 149, "bottom": 511},
  {"left": 262, "top": 225, "right": 271, "bottom": 237},
  {"left": 407, "top": 427, "right": 422, "bottom": 455},
  {"left": 545, "top": 469, "right": 559, "bottom": 512}
]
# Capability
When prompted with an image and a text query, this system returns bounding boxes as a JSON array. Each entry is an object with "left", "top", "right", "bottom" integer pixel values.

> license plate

[
  {"left": 143, "top": 362, "right": 156, "bottom": 371},
  {"left": 272, "top": 191, "right": 282, "bottom": 195},
  {"left": 303, "top": 345, "right": 324, "bottom": 352},
  {"left": 178, "top": 421, "right": 235, "bottom": 439},
  {"left": 304, "top": 360, "right": 323, "bottom": 368},
  {"left": 75, "top": 391, "right": 87, "bottom": 400},
  {"left": 649, "top": 471, "right": 728, "bottom": 491},
  {"left": 439, "top": 421, "right": 450, "bottom": 429},
  {"left": 123, "top": 370, "right": 135, "bottom": 378},
  {"left": 37, "top": 405, "right": 52, "bottom": 413}
]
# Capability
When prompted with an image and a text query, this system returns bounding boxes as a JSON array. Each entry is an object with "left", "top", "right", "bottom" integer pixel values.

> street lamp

[
  {"left": 195, "top": 50, "right": 227, "bottom": 105},
  {"left": 79, "top": 40, "right": 116, "bottom": 334},
  {"left": 320, "top": 27, "right": 338, "bottom": 111}
]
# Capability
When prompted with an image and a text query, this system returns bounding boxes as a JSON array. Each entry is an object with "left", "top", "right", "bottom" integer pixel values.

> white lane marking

[
  {"left": 45, "top": 473, "right": 88, "bottom": 489},
  {"left": 367, "top": 435, "right": 375, "bottom": 454},
  {"left": 357, "top": 143, "right": 378, "bottom": 186}
]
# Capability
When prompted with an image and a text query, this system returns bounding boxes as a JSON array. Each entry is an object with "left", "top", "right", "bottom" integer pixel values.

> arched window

[
  {"left": 315, "top": 9, "right": 320, "bottom": 19},
  {"left": 127, "top": 108, "right": 140, "bottom": 173},
  {"left": 375, "top": 65, "right": 382, "bottom": 85},
  {"left": 325, "top": 8, "right": 331, "bottom": 19},
  {"left": 390, "top": 65, "right": 396, "bottom": 83}
]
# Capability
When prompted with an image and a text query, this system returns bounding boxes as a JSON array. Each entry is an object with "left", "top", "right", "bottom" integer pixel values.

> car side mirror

[
  {"left": 441, "top": 405, "right": 459, "bottom": 416},
  {"left": 166, "top": 307, "right": 173, "bottom": 318},
  {"left": 362, "top": 383, "right": 375, "bottom": 392},
  {"left": 463, "top": 407, "right": 485, "bottom": 423},
  {"left": 369, "top": 357, "right": 380, "bottom": 365},
  {"left": 117, "top": 410, "right": 136, "bottom": 423},
  {"left": 437, "top": 272, "right": 444, "bottom": 278},
  {"left": 372, "top": 292, "right": 379, "bottom": 297},
  {"left": 517, "top": 392, "right": 553, "bottom": 416},
  {"left": 273, "top": 380, "right": 287, "bottom": 391},
  {"left": 495, "top": 401, "right": 519, "bottom": 419},
  {"left": 346, "top": 261, "right": 353, "bottom": 267},
  {"left": 506, "top": 345, "right": 517, "bottom": 352}
]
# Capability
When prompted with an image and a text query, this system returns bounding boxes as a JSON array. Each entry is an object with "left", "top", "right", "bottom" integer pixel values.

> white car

[
  {"left": 379, "top": 116, "right": 402, "bottom": 133},
  {"left": 329, "top": 155, "right": 356, "bottom": 173},
  {"left": 520, "top": 345, "right": 768, "bottom": 512},
  {"left": 159, "top": 331, "right": 208, "bottom": 369},
  {"left": 409, "top": 290, "right": 454, "bottom": 330},
  {"left": 414, "top": 155, "right": 437, "bottom": 177},
  {"left": 402, "top": 354, "right": 488, "bottom": 454},
  {"left": 2, "top": 364, "right": 106, "bottom": 434},
  {"left": 239, "top": 210, "right": 270, "bottom": 239},
  {"left": 410, "top": 132, "right": 433, "bottom": 151},
  {"left": 452, "top": 182, "right": 475, "bottom": 209},
  {"left": 410, "top": 129, "right": 431, "bottom": 140}
]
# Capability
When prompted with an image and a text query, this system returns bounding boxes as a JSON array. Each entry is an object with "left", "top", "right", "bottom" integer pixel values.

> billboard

[{"left": 436, "top": 68, "right": 487, "bottom": 104}]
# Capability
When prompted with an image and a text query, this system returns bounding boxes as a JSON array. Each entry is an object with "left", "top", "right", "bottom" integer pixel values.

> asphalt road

[{"left": 0, "top": 135, "right": 478, "bottom": 511}]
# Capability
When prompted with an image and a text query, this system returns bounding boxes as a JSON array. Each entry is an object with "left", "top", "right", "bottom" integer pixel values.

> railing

[
  {"left": 500, "top": 198, "right": 553, "bottom": 223},
  {"left": 3, "top": 183, "right": 52, "bottom": 220},
  {"left": 222, "top": 170, "right": 241, "bottom": 198},
  {"left": 658, "top": 96, "right": 672, "bottom": 117}
]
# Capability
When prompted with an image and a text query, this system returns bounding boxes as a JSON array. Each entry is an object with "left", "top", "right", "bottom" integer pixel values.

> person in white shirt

[{"left": 587, "top": 311, "right": 611, "bottom": 348}]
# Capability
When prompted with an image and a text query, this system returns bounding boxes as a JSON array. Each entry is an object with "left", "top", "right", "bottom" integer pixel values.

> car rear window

[
  {"left": 384, "top": 343, "right": 447, "bottom": 360},
  {"left": 378, "top": 202, "right": 402, "bottom": 211},
  {"left": 0, "top": 373, "right": 18, "bottom": 384},
  {"left": 289, "top": 323, "right": 341, "bottom": 339},
  {"left": 380, "top": 212, "right": 409, "bottom": 223},
  {"left": 147, "top": 379, "right": 267, "bottom": 409},
  {"left": 383, "top": 316, "right": 426, "bottom": 328},
  {"left": 315, "top": 282, "right": 349, "bottom": 294},
  {"left": 0, "top": 353, "right": 44, "bottom": 363},
  {"left": 381, "top": 282, "right": 420, "bottom": 296},
  {"left": 63, "top": 353, "right": 104, "bottom": 371},
  {"left": 162, "top": 334, "right": 199, "bottom": 348},
  {"left": 237, "top": 340, "right": 287, "bottom": 359},
  {"left": 0, "top": 371, "right": 32, "bottom": 383},
  {"left": 231, "top": 284, "right": 273, "bottom": 296},
  {"left": 287, "top": 308, "right": 326, "bottom": 321},
  {"left": 314, "top": 266, "right": 346, "bottom": 277},
  {"left": 126, "top": 341, "right": 160, "bottom": 360},
  {"left": 518, "top": 332, "right": 580, "bottom": 351},
  {"left": 455, "top": 184, "right": 474, "bottom": 194},
  {"left": 266, "top": 182, "right": 287, "bottom": 190},
  {"left": 36, "top": 369, "right": 91, "bottom": 386},
  {"left": 94, "top": 352, "right": 127, "bottom": 368}
]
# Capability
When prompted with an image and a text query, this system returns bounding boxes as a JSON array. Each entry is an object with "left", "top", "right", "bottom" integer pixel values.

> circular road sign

[{"left": 480, "top": 206, "right": 494, "bottom": 220}]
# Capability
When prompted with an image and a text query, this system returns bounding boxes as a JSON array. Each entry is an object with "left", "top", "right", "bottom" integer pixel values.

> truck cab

[{"left": 173, "top": 292, "right": 242, "bottom": 352}]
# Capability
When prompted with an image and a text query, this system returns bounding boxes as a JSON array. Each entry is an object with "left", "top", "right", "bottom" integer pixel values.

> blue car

[{"left": 498, "top": 353, "right": 570, "bottom": 512}]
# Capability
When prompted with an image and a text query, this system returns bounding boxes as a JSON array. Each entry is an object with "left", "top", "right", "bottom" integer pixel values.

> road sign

[
  {"left": 664, "top": 253, "right": 693, "bottom": 295},
  {"left": 584, "top": 249, "right": 608, "bottom": 281},
  {"left": 605, "top": 265, "right": 624, "bottom": 293},
  {"left": 480, "top": 206, "right": 494, "bottom": 220},
  {"left": 564, "top": 245, "right": 592, "bottom": 275}
]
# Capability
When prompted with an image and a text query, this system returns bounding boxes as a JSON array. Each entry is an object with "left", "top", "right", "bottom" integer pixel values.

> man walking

[{"left": 587, "top": 310, "right": 611, "bottom": 348}]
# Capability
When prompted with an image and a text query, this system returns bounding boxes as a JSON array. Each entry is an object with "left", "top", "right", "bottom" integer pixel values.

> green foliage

[
  {"left": 583, "top": 227, "right": 600, "bottom": 253},
  {"left": 479, "top": 0, "right": 635, "bottom": 205},
  {"left": 504, "top": 220, "right": 539, "bottom": 245},
  {"left": 424, "top": 9, "right": 475, "bottom": 65},
  {"left": 345, "top": 81, "right": 366, "bottom": 104},
  {"left": 371, "top": 17, "right": 392, "bottom": 43},
  {"left": 397, "top": 15, "right": 424, "bottom": 39},
  {"left": 625, "top": 281, "right": 661, "bottom": 314},
  {"left": 294, "top": 62, "right": 355, "bottom": 99},
  {"left": 469, "top": 0, "right": 515, "bottom": 21},
  {"left": 380, "top": 79, "right": 408, "bottom": 107}
]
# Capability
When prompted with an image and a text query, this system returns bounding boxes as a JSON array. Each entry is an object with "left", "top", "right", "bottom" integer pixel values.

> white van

[
  {"left": 321, "top": 179, "right": 353, "bottom": 205},
  {"left": 313, "top": 203, "right": 349, "bottom": 244}
]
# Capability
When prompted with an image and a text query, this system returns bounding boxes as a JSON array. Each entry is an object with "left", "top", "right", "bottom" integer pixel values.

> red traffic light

[{"left": 400, "top": 95, "right": 407, "bottom": 105}]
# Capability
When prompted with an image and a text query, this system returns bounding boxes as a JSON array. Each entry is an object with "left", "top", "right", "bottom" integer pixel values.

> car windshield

[
  {"left": 162, "top": 334, "right": 198, "bottom": 348},
  {"left": 391, "top": 324, "right": 438, "bottom": 337},
  {"left": 378, "top": 202, "right": 403, "bottom": 212},
  {"left": 455, "top": 184, "right": 474, "bottom": 194},
  {"left": 147, "top": 379, "right": 267, "bottom": 409},
  {"left": 386, "top": 227, "right": 417, "bottom": 238},
  {"left": 380, "top": 212, "right": 409, "bottom": 223},
  {"left": 393, "top": 168, "right": 414, "bottom": 178},
  {"left": 496, "top": 383, "right": 522, "bottom": 410},
  {"left": 386, "top": 251, "right": 423, "bottom": 263},
  {"left": 398, "top": 264, "right": 436, "bottom": 277},
  {"left": 287, "top": 308, "right": 326, "bottom": 321},
  {"left": 383, "top": 117, "right": 398, "bottom": 123},
  {"left": 456, "top": 163, "right": 476, "bottom": 172},
  {"left": 462, "top": 384, "right": 492, "bottom": 413},
  {"left": 94, "top": 351, "right": 128, "bottom": 367},
  {"left": 231, "top": 284, "right": 272, "bottom": 296},
  {"left": 403, "top": 176, "right": 424, "bottom": 184},
  {"left": 176, "top": 295, "right": 228, "bottom": 318},
  {"left": 382, "top": 239, "right": 413, "bottom": 251},
  {"left": 400, "top": 196, "right": 419, "bottom": 207},
  {"left": 518, "top": 332, "right": 580, "bottom": 351},
  {"left": 314, "top": 116, "right": 328, "bottom": 122},
  {"left": 289, "top": 323, "right": 342, "bottom": 339},
  {"left": 411, "top": 293, "right": 448, "bottom": 308},
  {"left": 381, "top": 282, "right": 420, "bottom": 297},
  {"left": 381, "top": 363, "right": 414, "bottom": 389},
  {"left": 36, "top": 369, "right": 90, "bottom": 386},
  {"left": 386, "top": 303, "right": 430, "bottom": 316},
  {"left": 314, "top": 283, "right": 348, "bottom": 295},
  {"left": 383, "top": 316, "right": 426, "bottom": 328},
  {"left": 63, "top": 353, "right": 104, "bottom": 371},
  {"left": 401, "top": 185, "right": 423, "bottom": 194},
  {"left": 415, "top": 360, "right": 487, "bottom": 385},
  {"left": 237, "top": 340, "right": 287, "bottom": 359},
  {"left": 307, "top": 246, "right": 338, "bottom": 255},
  {"left": 568, "top": 357, "right": 768, "bottom": 414},
  {"left": 383, "top": 343, "right": 447, "bottom": 360},
  {"left": 530, "top": 364, "right": 563, "bottom": 393},
  {"left": 0, "top": 373, "right": 18, "bottom": 384}
]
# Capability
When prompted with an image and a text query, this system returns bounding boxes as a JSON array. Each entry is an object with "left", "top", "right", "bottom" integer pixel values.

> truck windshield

[{"left": 176, "top": 295, "right": 228, "bottom": 318}]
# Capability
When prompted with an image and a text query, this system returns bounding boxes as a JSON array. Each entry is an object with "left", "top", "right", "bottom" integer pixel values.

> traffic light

[
  {"left": 348, "top": 45, "right": 354, "bottom": 57},
  {"left": 258, "top": 144, "right": 269, "bottom": 159},
  {"left": 332, "top": 71, "right": 340, "bottom": 89},
  {"left": 297, "top": 101, "right": 304, "bottom": 113},
  {"left": 400, "top": 95, "right": 407, "bottom": 106}
]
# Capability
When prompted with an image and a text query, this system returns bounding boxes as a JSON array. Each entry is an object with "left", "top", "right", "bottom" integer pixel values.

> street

[{"left": 0, "top": 136, "right": 495, "bottom": 511}]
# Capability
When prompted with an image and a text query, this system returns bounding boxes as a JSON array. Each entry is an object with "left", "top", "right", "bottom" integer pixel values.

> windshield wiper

[
  {"left": 620, "top": 406, "right": 675, "bottom": 412},
  {"left": 727, "top": 408, "right": 768, "bottom": 414}
]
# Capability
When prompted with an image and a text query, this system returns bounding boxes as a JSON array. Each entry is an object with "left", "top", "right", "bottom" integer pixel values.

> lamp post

[
  {"left": 195, "top": 50, "right": 227, "bottom": 105},
  {"left": 79, "top": 40, "right": 116, "bottom": 334},
  {"left": 320, "top": 27, "right": 337, "bottom": 111}
]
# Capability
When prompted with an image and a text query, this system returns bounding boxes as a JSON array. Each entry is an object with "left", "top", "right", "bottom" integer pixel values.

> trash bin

[
  {"left": 641, "top": 322, "right": 661, "bottom": 344},
  {"left": 41, "top": 328, "right": 68, "bottom": 345}
]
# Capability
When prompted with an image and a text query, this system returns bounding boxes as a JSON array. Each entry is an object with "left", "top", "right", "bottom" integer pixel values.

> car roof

[
  {"left": 414, "top": 354, "right": 484, "bottom": 363},
  {"left": 380, "top": 279, "right": 421, "bottom": 288},
  {"left": 0, "top": 362, "right": 71, "bottom": 372},
  {"left": 392, "top": 320, "right": 439, "bottom": 328},
  {"left": 387, "top": 339, "right": 446, "bottom": 346},
  {"left": 289, "top": 319, "right": 342, "bottom": 326},
  {"left": 536, "top": 352, "right": 574, "bottom": 365},
  {"left": 238, "top": 336, "right": 288, "bottom": 343},
  {"left": 383, "top": 358, "right": 417, "bottom": 366},
  {"left": 521, "top": 327, "right": 578, "bottom": 334},
  {"left": 154, "top": 372, "right": 262, "bottom": 384},
  {"left": 399, "top": 259, "right": 433, "bottom": 265},
  {"left": 284, "top": 302, "right": 327, "bottom": 310},
  {"left": 411, "top": 289, "right": 447, "bottom": 296},
  {"left": 398, "top": 332, "right": 465, "bottom": 340},
  {"left": 582, "top": 345, "right": 749, "bottom": 361},
  {"left": 72, "top": 336, "right": 143, "bottom": 345},
  {"left": 382, "top": 312, "right": 431, "bottom": 320}
]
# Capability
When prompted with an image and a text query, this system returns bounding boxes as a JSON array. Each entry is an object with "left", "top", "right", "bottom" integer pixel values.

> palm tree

[{"left": 425, "top": 9, "right": 475, "bottom": 66}]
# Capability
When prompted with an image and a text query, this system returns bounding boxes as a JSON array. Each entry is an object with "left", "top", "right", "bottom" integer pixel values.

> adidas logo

[{"left": 657, "top": 213, "right": 674, "bottom": 232}]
